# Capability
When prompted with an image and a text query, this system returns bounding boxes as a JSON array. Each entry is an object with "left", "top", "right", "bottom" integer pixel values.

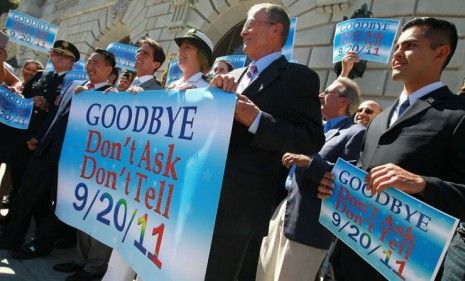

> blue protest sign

[
  {"left": 320, "top": 159, "right": 459, "bottom": 281},
  {"left": 214, "top": 55, "right": 247, "bottom": 70},
  {"left": 61, "top": 71, "right": 88, "bottom": 94},
  {"left": 0, "top": 86, "right": 33, "bottom": 129},
  {"left": 106, "top": 42, "right": 138, "bottom": 71},
  {"left": 5, "top": 10, "right": 58, "bottom": 53},
  {"left": 283, "top": 17, "right": 297, "bottom": 61},
  {"left": 57, "top": 88, "right": 236, "bottom": 281},
  {"left": 165, "top": 58, "right": 182, "bottom": 86},
  {"left": 333, "top": 18, "right": 400, "bottom": 64}
]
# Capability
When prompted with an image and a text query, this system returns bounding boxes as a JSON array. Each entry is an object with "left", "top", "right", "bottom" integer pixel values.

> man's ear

[{"left": 434, "top": 45, "right": 451, "bottom": 64}]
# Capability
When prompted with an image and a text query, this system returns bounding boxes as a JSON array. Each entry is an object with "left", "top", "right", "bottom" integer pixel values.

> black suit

[
  {"left": 284, "top": 118, "right": 365, "bottom": 249},
  {"left": 2, "top": 82, "right": 111, "bottom": 251},
  {"left": 205, "top": 56, "right": 324, "bottom": 281},
  {"left": 331, "top": 86, "right": 465, "bottom": 281},
  {"left": 0, "top": 71, "right": 65, "bottom": 200}
]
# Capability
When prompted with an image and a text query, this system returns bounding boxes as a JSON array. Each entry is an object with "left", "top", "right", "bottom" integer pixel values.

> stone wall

[{"left": 10, "top": 0, "right": 465, "bottom": 104}]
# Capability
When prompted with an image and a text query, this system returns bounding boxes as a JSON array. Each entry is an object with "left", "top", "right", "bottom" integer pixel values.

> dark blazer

[
  {"left": 332, "top": 86, "right": 465, "bottom": 281},
  {"left": 213, "top": 55, "right": 325, "bottom": 238},
  {"left": 284, "top": 118, "right": 365, "bottom": 249},
  {"left": 35, "top": 82, "right": 111, "bottom": 164}
]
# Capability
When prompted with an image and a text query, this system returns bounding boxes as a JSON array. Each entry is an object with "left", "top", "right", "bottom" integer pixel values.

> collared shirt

[
  {"left": 133, "top": 75, "right": 154, "bottom": 86},
  {"left": 324, "top": 115, "right": 348, "bottom": 133},
  {"left": 168, "top": 72, "right": 209, "bottom": 90},
  {"left": 88, "top": 81, "right": 110, "bottom": 90},
  {"left": 389, "top": 81, "right": 445, "bottom": 126},
  {"left": 247, "top": 51, "right": 283, "bottom": 134}
]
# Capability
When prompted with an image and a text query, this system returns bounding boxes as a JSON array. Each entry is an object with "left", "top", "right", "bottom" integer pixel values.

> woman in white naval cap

[{"left": 167, "top": 28, "right": 214, "bottom": 90}]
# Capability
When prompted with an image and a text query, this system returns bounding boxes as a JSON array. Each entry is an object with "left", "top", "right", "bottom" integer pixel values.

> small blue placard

[
  {"left": 320, "top": 159, "right": 459, "bottom": 281},
  {"left": 333, "top": 18, "right": 400, "bottom": 64},
  {"left": 106, "top": 42, "right": 138, "bottom": 71},
  {"left": 5, "top": 10, "right": 58, "bottom": 53},
  {"left": 0, "top": 86, "right": 34, "bottom": 129}
]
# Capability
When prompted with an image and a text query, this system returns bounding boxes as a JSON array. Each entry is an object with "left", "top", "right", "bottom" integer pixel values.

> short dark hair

[
  {"left": 217, "top": 59, "right": 234, "bottom": 72},
  {"left": 95, "top": 48, "right": 116, "bottom": 68},
  {"left": 248, "top": 3, "right": 290, "bottom": 47},
  {"left": 121, "top": 71, "right": 135, "bottom": 82},
  {"left": 402, "top": 17, "right": 458, "bottom": 69},
  {"left": 139, "top": 38, "right": 166, "bottom": 66}
]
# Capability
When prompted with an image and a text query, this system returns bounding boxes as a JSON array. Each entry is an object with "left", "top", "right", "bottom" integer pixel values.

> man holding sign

[{"left": 319, "top": 17, "right": 465, "bottom": 281}]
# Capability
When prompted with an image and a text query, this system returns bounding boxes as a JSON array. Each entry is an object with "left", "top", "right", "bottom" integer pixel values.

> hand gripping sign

[
  {"left": 57, "top": 87, "right": 236, "bottom": 281},
  {"left": 319, "top": 159, "right": 459, "bottom": 281}
]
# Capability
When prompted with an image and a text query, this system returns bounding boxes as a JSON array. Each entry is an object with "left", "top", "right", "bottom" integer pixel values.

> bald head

[{"left": 354, "top": 100, "right": 382, "bottom": 127}]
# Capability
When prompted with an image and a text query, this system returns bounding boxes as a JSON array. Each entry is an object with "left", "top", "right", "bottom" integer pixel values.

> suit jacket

[
  {"left": 214, "top": 55, "right": 325, "bottom": 238},
  {"left": 284, "top": 118, "right": 365, "bottom": 249},
  {"left": 139, "top": 77, "right": 162, "bottom": 90},
  {"left": 35, "top": 81, "right": 111, "bottom": 165},
  {"left": 332, "top": 86, "right": 465, "bottom": 281}
]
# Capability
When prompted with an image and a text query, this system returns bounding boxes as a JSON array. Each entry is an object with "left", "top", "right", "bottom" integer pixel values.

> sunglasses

[{"left": 356, "top": 107, "right": 374, "bottom": 114}]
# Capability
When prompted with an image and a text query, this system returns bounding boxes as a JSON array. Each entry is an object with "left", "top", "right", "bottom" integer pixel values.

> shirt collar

[
  {"left": 325, "top": 115, "right": 348, "bottom": 131},
  {"left": 88, "top": 81, "right": 110, "bottom": 89},
  {"left": 399, "top": 81, "right": 445, "bottom": 105},
  {"left": 186, "top": 72, "right": 204, "bottom": 83},
  {"left": 136, "top": 75, "right": 154, "bottom": 84},
  {"left": 251, "top": 51, "right": 282, "bottom": 74}
]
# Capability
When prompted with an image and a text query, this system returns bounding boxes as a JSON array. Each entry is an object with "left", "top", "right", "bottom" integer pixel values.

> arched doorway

[{"left": 212, "top": 21, "right": 245, "bottom": 58}]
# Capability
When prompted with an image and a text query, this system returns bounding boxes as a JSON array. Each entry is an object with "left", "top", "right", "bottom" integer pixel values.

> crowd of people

[{"left": 0, "top": 2, "right": 464, "bottom": 281}]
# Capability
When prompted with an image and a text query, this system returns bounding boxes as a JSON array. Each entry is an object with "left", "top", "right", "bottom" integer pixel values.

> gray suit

[{"left": 139, "top": 76, "right": 162, "bottom": 90}]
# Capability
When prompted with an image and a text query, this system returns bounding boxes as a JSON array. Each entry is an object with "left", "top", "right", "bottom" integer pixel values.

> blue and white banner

[
  {"left": 0, "top": 86, "right": 33, "bottom": 129},
  {"left": 106, "top": 42, "right": 138, "bottom": 71},
  {"left": 5, "top": 10, "right": 58, "bottom": 53},
  {"left": 333, "top": 18, "right": 400, "bottom": 64},
  {"left": 57, "top": 88, "right": 236, "bottom": 281},
  {"left": 320, "top": 159, "right": 459, "bottom": 281},
  {"left": 283, "top": 17, "right": 297, "bottom": 62},
  {"left": 61, "top": 71, "right": 88, "bottom": 94},
  {"left": 165, "top": 58, "right": 182, "bottom": 86},
  {"left": 214, "top": 55, "right": 247, "bottom": 70}
]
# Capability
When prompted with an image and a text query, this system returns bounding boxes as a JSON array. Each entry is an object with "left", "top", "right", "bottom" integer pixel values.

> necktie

[
  {"left": 237, "top": 63, "right": 258, "bottom": 93},
  {"left": 398, "top": 99, "right": 410, "bottom": 117},
  {"left": 87, "top": 83, "right": 95, "bottom": 89}
]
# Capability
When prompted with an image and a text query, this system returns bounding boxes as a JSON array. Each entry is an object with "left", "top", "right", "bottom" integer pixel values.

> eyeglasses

[
  {"left": 242, "top": 19, "right": 276, "bottom": 31},
  {"left": 51, "top": 50, "right": 71, "bottom": 58},
  {"left": 356, "top": 107, "right": 375, "bottom": 114}
]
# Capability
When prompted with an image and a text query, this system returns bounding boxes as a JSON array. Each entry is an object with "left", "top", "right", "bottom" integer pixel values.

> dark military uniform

[{"left": 0, "top": 70, "right": 66, "bottom": 202}]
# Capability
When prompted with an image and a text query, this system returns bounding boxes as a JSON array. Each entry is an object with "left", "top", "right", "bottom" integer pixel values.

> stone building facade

[{"left": 5, "top": 0, "right": 465, "bottom": 105}]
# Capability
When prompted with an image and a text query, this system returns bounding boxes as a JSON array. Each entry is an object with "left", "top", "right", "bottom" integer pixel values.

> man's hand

[
  {"left": 317, "top": 172, "right": 335, "bottom": 199},
  {"left": 74, "top": 86, "right": 88, "bottom": 94},
  {"left": 126, "top": 86, "right": 144, "bottom": 94},
  {"left": 32, "top": 96, "right": 49, "bottom": 111},
  {"left": 282, "top": 153, "right": 311, "bottom": 168},
  {"left": 27, "top": 138, "right": 39, "bottom": 151},
  {"left": 103, "top": 87, "right": 118, "bottom": 94},
  {"left": 235, "top": 95, "right": 259, "bottom": 127},
  {"left": 366, "top": 163, "right": 426, "bottom": 195},
  {"left": 340, "top": 51, "right": 360, "bottom": 78},
  {"left": 210, "top": 74, "right": 237, "bottom": 93},
  {"left": 0, "top": 48, "right": 7, "bottom": 63}
]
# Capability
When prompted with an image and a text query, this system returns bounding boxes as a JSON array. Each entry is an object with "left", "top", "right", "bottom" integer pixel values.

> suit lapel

[
  {"left": 325, "top": 118, "right": 351, "bottom": 142},
  {"left": 241, "top": 56, "right": 288, "bottom": 99},
  {"left": 384, "top": 87, "right": 446, "bottom": 134}
]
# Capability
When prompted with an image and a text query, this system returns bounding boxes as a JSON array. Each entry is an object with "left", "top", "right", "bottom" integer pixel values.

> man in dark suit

[
  {"left": 0, "top": 40, "right": 79, "bottom": 206},
  {"left": 0, "top": 50, "right": 114, "bottom": 265},
  {"left": 256, "top": 77, "right": 365, "bottom": 281},
  {"left": 208, "top": 3, "right": 324, "bottom": 281},
  {"left": 318, "top": 17, "right": 465, "bottom": 281}
]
